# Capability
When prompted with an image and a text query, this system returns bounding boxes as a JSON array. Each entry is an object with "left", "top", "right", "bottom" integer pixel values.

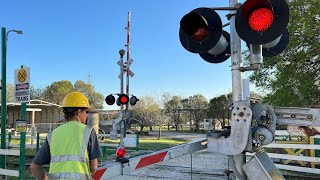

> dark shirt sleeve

[
  {"left": 87, "top": 129, "right": 102, "bottom": 160},
  {"left": 32, "top": 137, "right": 51, "bottom": 165}
]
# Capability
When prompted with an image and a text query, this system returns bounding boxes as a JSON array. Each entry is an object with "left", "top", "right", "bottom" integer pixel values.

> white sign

[
  {"left": 110, "top": 131, "right": 117, "bottom": 140},
  {"left": 124, "top": 134, "right": 137, "bottom": 147},
  {"left": 14, "top": 67, "right": 30, "bottom": 103}
]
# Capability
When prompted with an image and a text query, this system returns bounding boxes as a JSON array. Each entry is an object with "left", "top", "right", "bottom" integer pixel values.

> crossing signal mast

[
  {"left": 179, "top": 0, "right": 320, "bottom": 179},
  {"left": 105, "top": 49, "right": 139, "bottom": 153}
]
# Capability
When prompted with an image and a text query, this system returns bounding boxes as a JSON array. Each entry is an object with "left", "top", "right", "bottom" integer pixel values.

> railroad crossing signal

[
  {"left": 105, "top": 94, "right": 116, "bottom": 105},
  {"left": 105, "top": 94, "right": 139, "bottom": 106},
  {"left": 235, "top": 0, "right": 290, "bottom": 57},
  {"left": 179, "top": 0, "right": 290, "bottom": 62},
  {"left": 179, "top": 8, "right": 231, "bottom": 63}
]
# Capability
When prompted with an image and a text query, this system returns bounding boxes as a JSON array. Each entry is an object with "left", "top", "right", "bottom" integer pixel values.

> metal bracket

[
  {"left": 207, "top": 105, "right": 252, "bottom": 155},
  {"left": 274, "top": 107, "right": 320, "bottom": 126}
]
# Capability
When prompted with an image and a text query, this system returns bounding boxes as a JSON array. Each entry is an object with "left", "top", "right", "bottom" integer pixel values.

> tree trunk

[
  {"left": 158, "top": 125, "right": 161, "bottom": 140},
  {"left": 195, "top": 123, "right": 199, "bottom": 132},
  {"left": 167, "top": 123, "right": 170, "bottom": 130},
  {"left": 139, "top": 125, "right": 144, "bottom": 133},
  {"left": 189, "top": 113, "right": 192, "bottom": 131},
  {"left": 175, "top": 124, "right": 178, "bottom": 131},
  {"left": 149, "top": 126, "right": 152, "bottom": 131}
]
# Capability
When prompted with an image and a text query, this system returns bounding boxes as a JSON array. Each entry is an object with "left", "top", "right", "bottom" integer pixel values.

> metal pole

[
  {"left": 36, "top": 132, "right": 40, "bottom": 153},
  {"left": 31, "top": 110, "right": 35, "bottom": 145},
  {"left": 229, "top": 0, "right": 246, "bottom": 179},
  {"left": 119, "top": 49, "right": 125, "bottom": 147},
  {"left": 19, "top": 65, "right": 27, "bottom": 180},
  {"left": 1, "top": 27, "right": 7, "bottom": 170},
  {"left": 125, "top": 11, "right": 131, "bottom": 111}
]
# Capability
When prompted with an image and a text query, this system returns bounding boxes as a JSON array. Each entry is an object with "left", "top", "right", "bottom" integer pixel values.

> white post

[
  {"left": 229, "top": 0, "right": 247, "bottom": 179},
  {"left": 27, "top": 108, "right": 41, "bottom": 145}
]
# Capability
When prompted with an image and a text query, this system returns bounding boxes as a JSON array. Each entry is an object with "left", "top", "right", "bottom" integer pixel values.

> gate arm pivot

[{"left": 207, "top": 105, "right": 252, "bottom": 155}]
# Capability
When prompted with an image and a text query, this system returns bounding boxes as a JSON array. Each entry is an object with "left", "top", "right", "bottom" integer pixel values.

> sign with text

[
  {"left": 14, "top": 67, "right": 30, "bottom": 103},
  {"left": 16, "top": 119, "right": 27, "bottom": 132}
]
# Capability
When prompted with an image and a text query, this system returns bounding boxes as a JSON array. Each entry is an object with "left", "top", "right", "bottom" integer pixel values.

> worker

[{"left": 30, "top": 92, "right": 102, "bottom": 180}]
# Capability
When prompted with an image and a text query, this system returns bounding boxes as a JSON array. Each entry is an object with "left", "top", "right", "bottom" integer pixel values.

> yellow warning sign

[{"left": 18, "top": 69, "right": 27, "bottom": 83}]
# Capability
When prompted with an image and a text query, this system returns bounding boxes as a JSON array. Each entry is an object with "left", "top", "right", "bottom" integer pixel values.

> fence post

[
  {"left": 8, "top": 132, "right": 11, "bottom": 149},
  {"left": 19, "top": 132, "right": 26, "bottom": 180},
  {"left": 36, "top": 132, "right": 40, "bottom": 153},
  {"left": 135, "top": 132, "right": 139, "bottom": 151},
  {"left": 102, "top": 146, "right": 107, "bottom": 156},
  {"left": 310, "top": 136, "right": 315, "bottom": 168}
]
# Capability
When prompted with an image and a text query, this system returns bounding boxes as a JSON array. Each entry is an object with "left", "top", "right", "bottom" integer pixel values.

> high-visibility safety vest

[{"left": 47, "top": 121, "right": 93, "bottom": 179}]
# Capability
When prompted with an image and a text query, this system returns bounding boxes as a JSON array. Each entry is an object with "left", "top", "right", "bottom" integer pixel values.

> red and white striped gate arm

[{"left": 93, "top": 138, "right": 207, "bottom": 179}]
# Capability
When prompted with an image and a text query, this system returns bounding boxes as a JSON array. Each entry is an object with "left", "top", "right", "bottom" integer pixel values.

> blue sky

[{"left": 1, "top": 0, "right": 255, "bottom": 109}]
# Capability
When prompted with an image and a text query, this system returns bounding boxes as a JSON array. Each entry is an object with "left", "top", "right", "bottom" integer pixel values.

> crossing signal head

[
  {"left": 235, "top": 0, "right": 289, "bottom": 45},
  {"left": 118, "top": 94, "right": 129, "bottom": 105},
  {"left": 129, "top": 96, "right": 139, "bottom": 106},
  {"left": 179, "top": 8, "right": 231, "bottom": 63},
  {"left": 105, "top": 94, "right": 115, "bottom": 105}
]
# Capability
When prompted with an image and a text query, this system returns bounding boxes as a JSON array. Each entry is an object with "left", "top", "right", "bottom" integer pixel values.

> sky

[{"left": 1, "top": 0, "right": 256, "bottom": 109}]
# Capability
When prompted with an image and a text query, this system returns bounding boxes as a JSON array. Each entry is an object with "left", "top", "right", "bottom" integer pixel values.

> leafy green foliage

[
  {"left": 42, "top": 80, "right": 74, "bottom": 105},
  {"left": 207, "top": 93, "right": 232, "bottom": 128},
  {"left": 249, "top": 0, "right": 320, "bottom": 106},
  {"left": 74, "top": 80, "right": 104, "bottom": 109}
]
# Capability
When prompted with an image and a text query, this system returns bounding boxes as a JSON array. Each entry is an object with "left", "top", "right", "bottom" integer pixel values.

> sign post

[{"left": 17, "top": 65, "right": 29, "bottom": 180}]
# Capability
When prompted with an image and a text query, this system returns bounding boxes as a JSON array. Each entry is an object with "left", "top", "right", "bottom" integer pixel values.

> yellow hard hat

[{"left": 62, "top": 92, "right": 91, "bottom": 108}]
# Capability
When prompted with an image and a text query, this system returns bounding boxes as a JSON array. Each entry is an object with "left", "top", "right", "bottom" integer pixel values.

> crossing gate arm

[{"left": 93, "top": 138, "right": 207, "bottom": 179}]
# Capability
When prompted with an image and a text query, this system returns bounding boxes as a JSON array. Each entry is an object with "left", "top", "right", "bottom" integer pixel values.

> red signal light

[
  {"left": 116, "top": 147, "right": 126, "bottom": 158},
  {"left": 118, "top": 94, "right": 129, "bottom": 105},
  {"left": 120, "top": 96, "right": 128, "bottom": 104},
  {"left": 235, "top": 0, "right": 289, "bottom": 45},
  {"left": 248, "top": 8, "right": 274, "bottom": 32},
  {"left": 191, "top": 27, "right": 209, "bottom": 42}
]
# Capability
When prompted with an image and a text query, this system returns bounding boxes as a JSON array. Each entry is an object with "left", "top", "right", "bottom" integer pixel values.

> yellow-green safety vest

[{"left": 47, "top": 121, "right": 93, "bottom": 180}]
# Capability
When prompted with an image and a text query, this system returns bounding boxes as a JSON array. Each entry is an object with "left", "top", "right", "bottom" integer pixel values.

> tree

[
  {"left": 207, "top": 93, "right": 232, "bottom": 129},
  {"left": 131, "top": 96, "right": 160, "bottom": 133},
  {"left": 41, "top": 80, "right": 104, "bottom": 109},
  {"left": 164, "top": 96, "right": 182, "bottom": 131},
  {"left": 249, "top": 0, "right": 320, "bottom": 107},
  {"left": 42, "top": 80, "right": 74, "bottom": 105},
  {"left": 74, "top": 80, "right": 104, "bottom": 110},
  {"left": 187, "top": 94, "right": 208, "bottom": 132},
  {"left": 30, "top": 86, "right": 45, "bottom": 100},
  {"left": 6, "top": 83, "right": 14, "bottom": 102}
]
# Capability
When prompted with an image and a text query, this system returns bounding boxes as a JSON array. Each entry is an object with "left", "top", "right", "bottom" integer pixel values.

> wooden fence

[{"left": 247, "top": 130, "right": 320, "bottom": 174}]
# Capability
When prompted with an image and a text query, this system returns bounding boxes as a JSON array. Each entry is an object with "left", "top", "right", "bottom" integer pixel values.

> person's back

[
  {"left": 30, "top": 92, "right": 102, "bottom": 180},
  {"left": 48, "top": 121, "right": 92, "bottom": 179}
]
